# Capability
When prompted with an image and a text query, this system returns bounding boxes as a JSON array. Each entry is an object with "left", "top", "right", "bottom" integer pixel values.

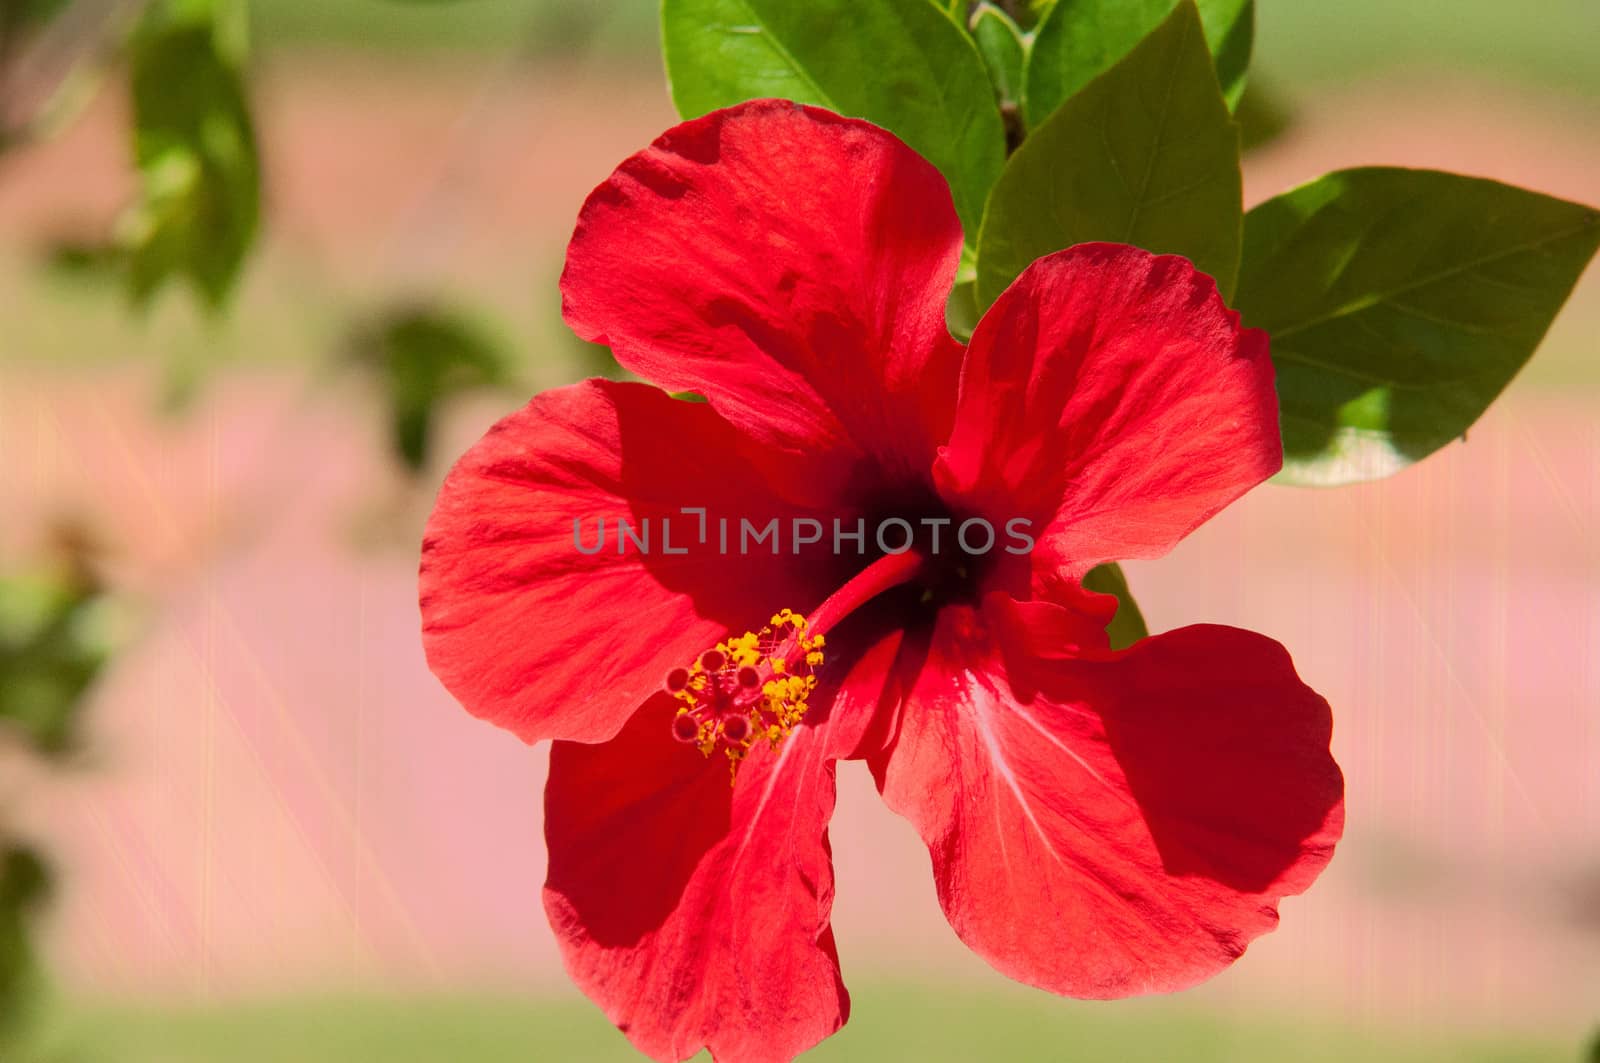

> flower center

[
  {"left": 663, "top": 549, "right": 928, "bottom": 782},
  {"left": 666, "top": 609, "right": 826, "bottom": 780}
]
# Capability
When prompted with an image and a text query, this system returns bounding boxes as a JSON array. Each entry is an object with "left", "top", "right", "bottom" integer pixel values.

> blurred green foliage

[
  {"left": 0, "top": 0, "right": 70, "bottom": 42},
  {"left": 0, "top": 847, "right": 52, "bottom": 1054},
  {"left": 252, "top": 0, "right": 657, "bottom": 57},
  {"left": 0, "top": 538, "right": 118, "bottom": 1055},
  {"left": 0, "top": 567, "right": 113, "bottom": 758},
  {"left": 346, "top": 304, "right": 513, "bottom": 473},
  {"left": 0, "top": 0, "right": 67, "bottom": 154},
  {"left": 246, "top": 0, "right": 1600, "bottom": 101},
  {"left": 25, "top": 989, "right": 1572, "bottom": 1062},
  {"left": 122, "top": 0, "right": 260, "bottom": 310}
]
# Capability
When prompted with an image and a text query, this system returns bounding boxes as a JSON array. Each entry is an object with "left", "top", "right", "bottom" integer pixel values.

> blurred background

[{"left": 1, "top": 0, "right": 1597, "bottom": 1059}]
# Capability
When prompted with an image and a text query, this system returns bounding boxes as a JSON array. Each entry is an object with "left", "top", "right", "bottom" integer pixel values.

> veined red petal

[
  {"left": 562, "top": 99, "right": 966, "bottom": 504},
  {"left": 872, "top": 596, "right": 1344, "bottom": 998},
  {"left": 545, "top": 696, "right": 849, "bottom": 1063},
  {"left": 937, "top": 244, "right": 1279, "bottom": 585},
  {"left": 419, "top": 380, "right": 825, "bottom": 745}
]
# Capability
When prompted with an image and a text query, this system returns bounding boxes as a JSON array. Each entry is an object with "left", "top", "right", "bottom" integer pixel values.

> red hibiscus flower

[{"left": 419, "top": 100, "right": 1344, "bottom": 1063}]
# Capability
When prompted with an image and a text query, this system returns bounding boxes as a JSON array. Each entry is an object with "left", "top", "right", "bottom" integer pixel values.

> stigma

[{"left": 664, "top": 609, "right": 825, "bottom": 782}]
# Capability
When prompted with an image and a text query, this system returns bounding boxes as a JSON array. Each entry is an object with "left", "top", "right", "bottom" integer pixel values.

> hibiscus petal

[
  {"left": 420, "top": 379, "right": 827, "bottom": 745},
  {"left": 545, "top": 696, "right": 849, "bottom": 1063},
  {"left": 937, "top": 244, "right": 1279, "bottom": 581},
  {"left": 561, "top": 99, "right": 966, "bottom": 502},
  {"left": 872, "top": 596, "right": 1344, "bottom": 998}
]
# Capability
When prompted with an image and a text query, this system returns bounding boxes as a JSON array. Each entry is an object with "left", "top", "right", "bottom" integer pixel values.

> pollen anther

[{"left": 663, "top": 607, "right": 826, "bottom": 782}]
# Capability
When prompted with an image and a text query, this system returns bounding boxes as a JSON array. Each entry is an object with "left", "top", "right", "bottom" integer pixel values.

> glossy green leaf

[
  {"left": 1025, "top": 0, "right": 1252, "bottom": 125},
  {"left": 662, "top": 0, "right": 1005, "bottom": 236},
  {"left": 976, "top": 0, "right": 1240, "bottom": 309},
  {"left": 349, "top": 305, "right": 512, "bottom": 473},
  {"left": 1237, "top": 168, "right": 1600, "bottom": 486},
  {"left": 121, "top": 0, "right": 259, "bottom": 310},
  {"left": 1083, "top": 562, "right": 1148, "bottom": 650}
]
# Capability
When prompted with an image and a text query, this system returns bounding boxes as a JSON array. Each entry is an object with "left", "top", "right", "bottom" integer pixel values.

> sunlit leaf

[
  {"left": 976, "top": 0, "right": 1240, "bottom": 309},
  {"left": 662, "top": 0, "right": 1005, "bottom": 236},
  {"left": 1237, "top": 168, "right": 1600, "bottom": 485}
]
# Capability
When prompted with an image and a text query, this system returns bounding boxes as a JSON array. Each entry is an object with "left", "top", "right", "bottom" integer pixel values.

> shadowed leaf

[{"left": 1025, "top": 0, "right": 1252, "bottom": 125}]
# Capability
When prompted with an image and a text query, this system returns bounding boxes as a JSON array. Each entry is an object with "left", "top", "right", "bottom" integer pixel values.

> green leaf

[
  {"left": 1236, "top": 168, "right": 1600, "bottom": 486},
  {"left": 349, "top": 305, "right": 512, "bottom": 473},
  {"left": 946, "top": 281, "right": 981, "bottom": 340},
  {"left": 121, "top": 0, "right": 259, "bottom": 311},
  {"left": 1025, "top": 0, "right": 1252, "bottom": 125},
  {"left": 945, "top": 242, "right": 982, "bottom": 340},
  {"left": 662, "top": 0, "right": 1006, "bottom": 237},
  {"left": 970, "top": 2, "right": 1027, "bottom": 109},
  {"left": 1083, "top": 562, "right": 1148, "bottom": 650},
  {"left": 976, "top": 0, "right": 1240, "bottom": 309}
]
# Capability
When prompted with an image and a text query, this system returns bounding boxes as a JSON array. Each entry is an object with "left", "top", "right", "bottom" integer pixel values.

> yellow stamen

[{"left": 665, "top": 607, "right": 825, "bottom": 783}]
